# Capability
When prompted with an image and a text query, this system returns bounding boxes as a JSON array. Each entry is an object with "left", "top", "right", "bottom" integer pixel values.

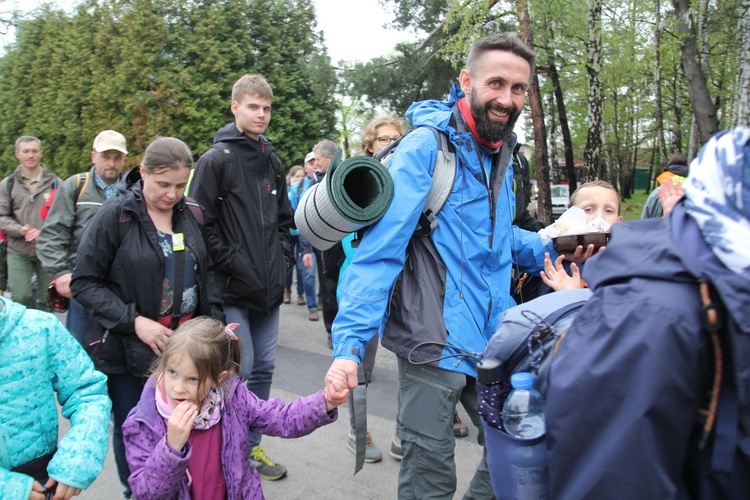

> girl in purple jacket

[{"left": 123, "top": 317, "right": 346, "bottom": 499}]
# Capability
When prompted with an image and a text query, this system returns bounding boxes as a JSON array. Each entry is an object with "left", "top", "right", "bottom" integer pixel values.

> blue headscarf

[{"left": 683, "top": 127, "right": 750, "bottom": 279}]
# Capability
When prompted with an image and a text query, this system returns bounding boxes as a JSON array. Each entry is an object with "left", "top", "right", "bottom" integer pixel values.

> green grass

[{"left": 621, "top": 190, "right": 650, "bottom": 221}]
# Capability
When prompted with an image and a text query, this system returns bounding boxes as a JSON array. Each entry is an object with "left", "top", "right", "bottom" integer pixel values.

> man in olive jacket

[
  {"left": 37, "top": 130, "right": 127, "bottom": 339},
  {"left": 0, "top": 136, "right": 60, "bottom": 311}
]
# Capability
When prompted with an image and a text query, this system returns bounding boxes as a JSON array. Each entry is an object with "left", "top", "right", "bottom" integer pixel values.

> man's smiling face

[{"left": 459, "top": 50, "right": 530, "bottom": 143}]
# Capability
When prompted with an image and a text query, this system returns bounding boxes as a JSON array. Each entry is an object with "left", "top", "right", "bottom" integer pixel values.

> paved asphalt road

[{"left": 60, "top": 299, "right": 485, "bottom": 499}]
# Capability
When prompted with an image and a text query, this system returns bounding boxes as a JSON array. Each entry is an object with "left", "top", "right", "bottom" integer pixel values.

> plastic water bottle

[{"left": 502, "top": 372, "right": 545, "bottom": 439}]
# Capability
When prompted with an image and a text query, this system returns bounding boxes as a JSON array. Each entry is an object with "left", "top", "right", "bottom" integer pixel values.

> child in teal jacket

[{"left": 0, "top": 297, "right": 111, "bottom": 499}]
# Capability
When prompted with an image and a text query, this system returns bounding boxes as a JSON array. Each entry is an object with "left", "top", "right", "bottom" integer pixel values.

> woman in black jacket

[{"left": 71, "top": 136, "right": 222, "bottom": 499}]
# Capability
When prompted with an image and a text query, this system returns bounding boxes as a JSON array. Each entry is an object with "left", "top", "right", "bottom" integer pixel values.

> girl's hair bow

[{"left": 225, "top": 323, "right": 240, "bottom": 341}]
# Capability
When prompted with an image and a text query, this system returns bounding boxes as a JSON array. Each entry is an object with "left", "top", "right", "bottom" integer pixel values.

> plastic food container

[{"left": 552, "top": 232, "right": 610, "bottom": 254}]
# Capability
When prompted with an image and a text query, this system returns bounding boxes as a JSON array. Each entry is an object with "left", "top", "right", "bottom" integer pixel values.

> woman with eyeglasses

[
  {"left": 333, "top": 116, "right": 405, "bottom": 464},
  {"left": 360, "top": 116, "right": 404, "bottom": 155}
]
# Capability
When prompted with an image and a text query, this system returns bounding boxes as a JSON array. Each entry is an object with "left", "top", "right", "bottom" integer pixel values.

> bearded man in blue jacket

[{"left": 324, "top": 32, "right": 558, "bottom": 499}]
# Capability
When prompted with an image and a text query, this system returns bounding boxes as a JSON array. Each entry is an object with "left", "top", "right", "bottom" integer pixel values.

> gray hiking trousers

[{"left": 397, "top": 357, "right": 493, "bottom": 499}]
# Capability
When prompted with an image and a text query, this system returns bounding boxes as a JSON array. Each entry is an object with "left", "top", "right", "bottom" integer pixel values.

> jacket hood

[
  {"left": 667, "top": 162, "right": 689, "bottom": 177},
  {"left": 406, "top": 84, "right": 464, "bottom": 133},
  {"left": 0, "top": 298, "right": 26, "bottom": 343},
  {"left": 584, "top": 203, "right": 750, "bottom": 335},
  {"left": 123, "top": 165, "right": 142, "bottom": 188},
  {"left": 120, "top": 165, "right": 190, "bottom": 215},
  {"left": 212, "top": 123, "right": 276, "bottom": 155}
]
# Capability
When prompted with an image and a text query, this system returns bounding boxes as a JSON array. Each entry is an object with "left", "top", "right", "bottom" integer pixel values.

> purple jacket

[{"left": 122, "top": 376, "right": 337, "bottom": 499}]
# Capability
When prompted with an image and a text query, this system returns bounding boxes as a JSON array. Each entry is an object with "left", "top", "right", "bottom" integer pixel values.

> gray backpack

[{"left": 483, "top": 288, "right": 592, "bottom": 395}]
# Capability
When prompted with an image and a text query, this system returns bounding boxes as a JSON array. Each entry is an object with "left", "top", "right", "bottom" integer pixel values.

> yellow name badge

[{"left": 172, "top": 233, "right": 185, "bottom": 252}]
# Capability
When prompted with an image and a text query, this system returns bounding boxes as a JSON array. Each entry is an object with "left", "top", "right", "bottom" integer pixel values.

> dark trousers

[
  {"left": 314, "top": 248, "right": 339, "bottom": 332},
  {"left": 108, "top": 373, "right": 146, "bottom": 497}
]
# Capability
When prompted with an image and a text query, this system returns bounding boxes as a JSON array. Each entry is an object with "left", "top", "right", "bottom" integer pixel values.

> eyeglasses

[{"left": 377, "top": 136, "right": 401, "bottom": 146}]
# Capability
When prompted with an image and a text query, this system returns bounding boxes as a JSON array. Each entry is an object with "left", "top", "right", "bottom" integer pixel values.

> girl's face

[
  {"left": 164, "top": 355, "right": 205, "bottom": 405},
  {"left": 573, "top": 186, "right": 623, "bottom": 226},
  {"left": 140, "top": 165, "right": 191, "bottom": 214},
  {"left": 367, "top": 124, "right": 402, "bottom": 155}
]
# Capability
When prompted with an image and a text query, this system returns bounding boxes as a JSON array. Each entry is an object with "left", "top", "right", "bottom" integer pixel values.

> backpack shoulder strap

[
  {"left": 6, "top": 174, "right": 15, "bottom": 218},
  {"left": 184, "top": 196, "right": 204, "bottom": 227},
  {"left": 211, "top": 141, "right": 234, "bottom": 203},
  {"left": 415, "top": 127, "right": 456, "bottom": 236},
  {"left": 74, "top": 172, "right": 90, "bottom": 205}
]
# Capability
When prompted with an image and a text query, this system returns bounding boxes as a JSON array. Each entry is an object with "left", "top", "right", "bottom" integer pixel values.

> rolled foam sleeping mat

[{"left": 295, "top": 149, "right": 394, "bottom": 250}]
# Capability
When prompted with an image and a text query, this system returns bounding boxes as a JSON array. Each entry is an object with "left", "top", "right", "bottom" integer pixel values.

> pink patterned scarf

[{"left": 155, "top": 377, "right": 224, "bottom": 430}]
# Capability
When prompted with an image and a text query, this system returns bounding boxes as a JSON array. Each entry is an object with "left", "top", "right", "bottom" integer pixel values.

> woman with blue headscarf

[{"left": 545, "top": 128, "right": 750, "bottom": 499}]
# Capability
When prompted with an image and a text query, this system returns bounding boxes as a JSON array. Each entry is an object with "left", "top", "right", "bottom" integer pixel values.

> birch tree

[
  {"left": 735, "top": 0, "right": 750, "bottom": 126},
  {"left": 584, "top": 0, "right": 603, "bottom": 180}
]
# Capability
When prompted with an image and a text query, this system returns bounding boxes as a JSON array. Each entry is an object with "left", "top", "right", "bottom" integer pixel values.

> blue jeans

[
  {"left": 108, "top": 373, "right": 146, "bottom": 498},
  {"left": 224, "top": 305, "right": 280, "bottom": 448},
  {"left": 296, "top": 248, "right": 317, "bottom": 310},
  {"left": 66, "top": 297, "right": 91, "bottom": 343}
]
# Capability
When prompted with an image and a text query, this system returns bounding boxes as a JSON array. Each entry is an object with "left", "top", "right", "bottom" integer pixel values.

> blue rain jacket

[{"left": 332, "top": 86, "right": 552, "bottom": 377}]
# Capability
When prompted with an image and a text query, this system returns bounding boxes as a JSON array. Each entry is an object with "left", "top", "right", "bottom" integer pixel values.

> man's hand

[
  {"left": 302, "top": 253, "right": 314, "bottom": 269},
  {"left": 22, "top": 225, "right": 40, "bottom": 242},
  {"left": 166, "top": 401, "right": 198, "bottom": 452},
  {"left": 134, "top": 316, "right": 173, "bottom": 356},
  {"left": 540, "top": 252, "right": 582, "bottom": 291},
  {"left": 325, "top": 358, "right": 358, "bottom": 404},
  {"left": 54, "top": 273, "right": 73, "bottom": 298}
]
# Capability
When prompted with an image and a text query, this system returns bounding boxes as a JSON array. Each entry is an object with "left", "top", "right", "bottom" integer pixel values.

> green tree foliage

[
  {"left": 0, "top": 0, "right": 336, "bottom": 177},
  {"left": 340, "top": 0, "right": 746, "bottom": 191},
  {"left": 340, "top": 43, "right": 458, "bottom": 113}
]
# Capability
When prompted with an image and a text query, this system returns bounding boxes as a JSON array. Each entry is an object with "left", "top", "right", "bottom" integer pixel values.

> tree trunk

[
  {"left": 671, "top": 0, "right": 719, "bottom": 145},
  {"left": 516, "top": 0, "right": 552, "bottom": 222},
  {"left": 547, "top": 37, "right": 578, "bottom": 193},
  {"left": 584, "top": 0, "right": 603, "bottom": 181},
  {"left": 653, "top": 0, "right": 667, "bottom": 165},
  {"left": 672, "top": 59, "right": 685, "bottom": 153},
  {"left": 547, "top": 92, "right": 558, "bottom": 182},
  {"left": 735, "top": 0, "right": 750, "bottom": 126}
]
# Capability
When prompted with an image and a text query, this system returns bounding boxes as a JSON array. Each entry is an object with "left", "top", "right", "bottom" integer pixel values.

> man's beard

[{"left": 470, "top": 92, "right": 521, "bottom": 143}]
